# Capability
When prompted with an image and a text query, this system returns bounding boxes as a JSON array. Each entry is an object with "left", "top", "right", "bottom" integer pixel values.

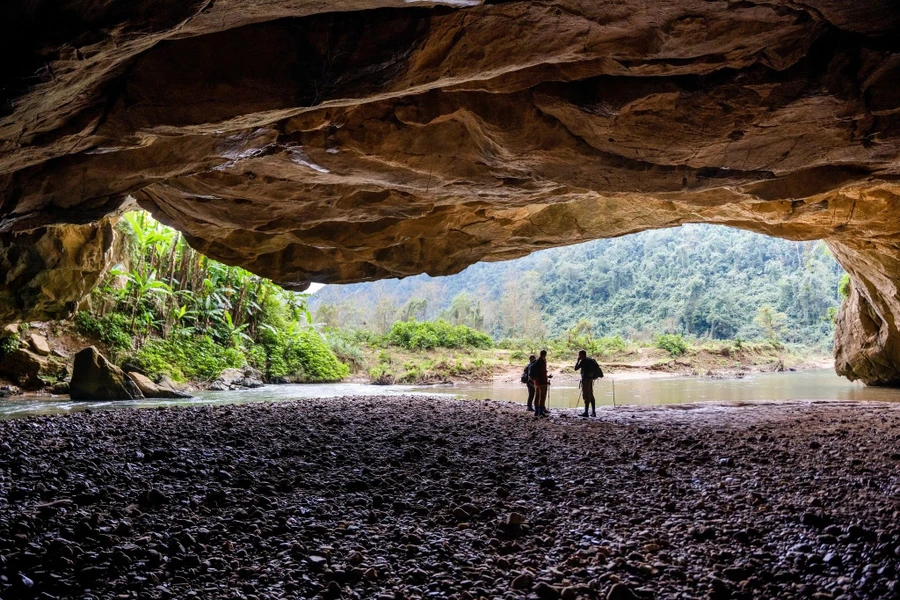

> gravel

[{"left": 0, "top": 396, "right": 899, "bottom": 599}]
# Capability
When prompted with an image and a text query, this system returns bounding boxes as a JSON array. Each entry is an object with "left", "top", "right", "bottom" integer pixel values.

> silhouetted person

[
  {"left": 574, "top": 349, "right": 602, "bottom": 417},
  {"left": 530, "top": 350, "right": 549, "bottom": 418},
  {"left": 521, "top": 354, "right": 537, "bottom": 411}
]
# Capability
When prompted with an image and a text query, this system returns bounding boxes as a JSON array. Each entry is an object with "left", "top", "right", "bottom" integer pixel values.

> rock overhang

[{"left": 1, "top": 0, "right": 899, "bottom": 384}]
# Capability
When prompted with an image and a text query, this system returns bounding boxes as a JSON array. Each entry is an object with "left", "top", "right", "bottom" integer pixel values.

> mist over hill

[{"left": 311, "top": 225, "right": 844, "bottom": 349}]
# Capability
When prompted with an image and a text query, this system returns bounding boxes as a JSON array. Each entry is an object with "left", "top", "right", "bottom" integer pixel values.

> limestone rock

[
  {"left": 126, "top": 371, "right": 192, "bottom": 399},
  {"left": 1, "top": 1, "right": 900, "bottom": 384},
  {"left": 0, "top": 348, "right": 47, "bottom": 390},
  {"left": 0, "top": 221, "right": 118, "bottom": 326},
  {"left": 70, "top": 347, "right": 145, "bottom": 401},
  {"left": 27, "top": 333, "right": 51, "bottom": 356},
  {"left": 213, "top": 367, "right": 265, "bottom": 390}
]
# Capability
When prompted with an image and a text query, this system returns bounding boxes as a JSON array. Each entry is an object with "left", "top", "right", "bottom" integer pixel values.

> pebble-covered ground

[{"left": 1, "top": 397, "right": 899, "bottom": 600}]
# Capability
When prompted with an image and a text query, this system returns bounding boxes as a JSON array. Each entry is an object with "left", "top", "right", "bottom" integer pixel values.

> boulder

[
  {"left": 69, "top": 347, "right": 144, "bottom": 401},
  {"left": 0, "top": 385, "right": 22, "bottom": 398},
  {"left": 27, "top": 333, "right": 51, "bottom": 356},
  {"left": 52, "top": 381, "right": 70, "bottom": 395},
  {"left": 213, "top": 367, "right": 264, "bottom": 390},
  {"left": 2, "top": 324, "right": 17, "bottom": 337},
  {"left": 126, "top": 371, "right": 192, "bottom": 399},
  {"left": 0, "top": 348, "right": 47, "bottom": 390}
]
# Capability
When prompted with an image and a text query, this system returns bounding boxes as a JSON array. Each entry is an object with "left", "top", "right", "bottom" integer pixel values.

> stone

[
  {"left": 607, "top": 583, "right": 640, "bottom": 600},
  {"left": 0, "top": 348, "right": 47, "bottom": 390},
  {"left": 0, "top": 385, "right": 22, "bottom": 397},
  {"left": 69, "top": 347, "right": 144, "bottom": 401},
  {"left": 52, "top": 381, "right": 70, "bottom": 395},
  {"left": 534, "top": 582, "right": 561, "bottom": 600},
  {"left": 213, "top": 368, "right": 264, "bottom": 389},
  {"left": 1, "top": 1, "right": 900, "bottom": 385},
  {"left": 27, "top": 333, "right": 51, "bottom": 356},
  {"left": 510, "top": 572, "right": 533, "bottom": 591},
  {"left": 2, "top": 324, "right": 17, "bottom": 337},
  {"left": 126, "top": 371, "right": 192, "bottom": 399}
]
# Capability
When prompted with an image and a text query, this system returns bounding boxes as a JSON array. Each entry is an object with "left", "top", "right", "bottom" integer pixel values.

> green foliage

[
  {"left": 312, "top": 224, "right": 844, "bottom": 350},
  {"left": 74, "top": 311, "right": 133, "bottom": 350},
  {"left": 0, "top": 334, "right": 19, "bottom": 356},
  {"left": 838, "top": 274, "right": 851, "bottom": 300},
  {"left": 72, "top": 211, "right": 350, "bottom": 383},
  {"left": 754, "top": 305, "right": 787, "bottom": 344},
  {"left": 386, "top": 319, "right": 492, "bottom": 350},
  {"left": 654, "top": 333, "right": 688, "bottom": 357},
  {"left": 256, "top": 323, "right": 349, "bottom": 382},
  {"left": 324, "top": 329, "right": 366, "bottom": 371},
  {"left": 132, "top": 335, "right": 245, "bottom": 382}
]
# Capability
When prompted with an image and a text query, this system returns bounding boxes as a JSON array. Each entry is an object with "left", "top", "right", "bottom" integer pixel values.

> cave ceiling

[{"left": 1, "top": 0, "right": 899, "bottom": 384}]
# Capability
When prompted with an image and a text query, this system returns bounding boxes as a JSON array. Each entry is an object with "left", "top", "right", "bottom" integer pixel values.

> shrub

[
  {"left": 838, "top": 274, "right": 851, "bottom": 300},
  {"left": 0, "top": 334, "right": 19, "bottom": 357},
  {"left": 324, "top": 329, "right": 366, "bottom": 371},
  {"left": 654, "top": 333, "right": 688, "bottom": 357},
  {"left": 257, "top": 326, "right": 349, "bottom": 382},
  {"left": 387, "top": 319, "right": 492, "bottom": 350},
  {"left": 74, "top": 311, "right": 133, "bottom": 350},
  {"left": 132, "top": 335, "right": 245, "bottom": 382}
]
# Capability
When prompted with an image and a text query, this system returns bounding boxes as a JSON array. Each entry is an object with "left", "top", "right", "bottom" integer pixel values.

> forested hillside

[{"left": 311, "top": 225, "right": 845, "bottom": 349}]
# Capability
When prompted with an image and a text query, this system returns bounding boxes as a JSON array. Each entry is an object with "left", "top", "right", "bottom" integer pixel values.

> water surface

[
  {"left": 431, "top": 369, "right": 900, "bottom": 409},
  {"left": 1, "top": 369, "right": 897, "bottom": 420}
]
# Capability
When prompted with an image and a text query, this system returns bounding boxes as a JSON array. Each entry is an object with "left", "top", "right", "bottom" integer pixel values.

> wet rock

[
  {"left": 51, "top": 380, "right": 70, "bottom": 394},
  {"left": 70, "top": 347, "right": 144, "bottom": 400},
  {"left": 213, "top": 367, "right": 264, "bottom": 390},
  {"left": 0, "top": 384, "right": 22, "bottom": 397},
  {"left": 126, "top": 371, "right": 192, "bottom": 399}
]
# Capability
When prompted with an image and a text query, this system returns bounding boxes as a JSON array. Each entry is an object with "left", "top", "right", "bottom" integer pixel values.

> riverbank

[
  {"left": 1, "top": 396, "right": 898, "bottom": 600},
  {"left": 351, "top": 342, "right": 833, "bottom": 386}
]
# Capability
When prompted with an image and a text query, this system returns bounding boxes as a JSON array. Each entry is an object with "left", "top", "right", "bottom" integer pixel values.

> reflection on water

[
  {"left": 424, "top": 369, "right": 900, "bottom": 409},
  {"left": 1, "top": 369, "right": 898, "bottom": 420}
]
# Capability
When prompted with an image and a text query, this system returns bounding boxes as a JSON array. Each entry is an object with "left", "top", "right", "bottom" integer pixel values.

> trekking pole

[{"left": 611, "top": 377, "right": 616, "bottom": 408}]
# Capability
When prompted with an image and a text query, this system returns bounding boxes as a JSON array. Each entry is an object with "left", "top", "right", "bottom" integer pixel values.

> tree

[
  {"left": 441, "top": 292, "right": 484, "bottom": 330},
  {"left": 754, "top": 305, "right": 787, "bottom": 343}
]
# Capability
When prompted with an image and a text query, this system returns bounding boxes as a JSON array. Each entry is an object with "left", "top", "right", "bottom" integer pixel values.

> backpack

[
  {"left": 584, "top": 357, "right": 603, "bottom": 379},
  {"left": 520, "top": 363, "right": 532, "bottom": 384}
]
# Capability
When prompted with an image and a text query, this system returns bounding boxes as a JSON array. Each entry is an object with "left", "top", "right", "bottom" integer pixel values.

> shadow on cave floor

[{"left": 1, "top": 395, "right": 898, "bottom": 599}]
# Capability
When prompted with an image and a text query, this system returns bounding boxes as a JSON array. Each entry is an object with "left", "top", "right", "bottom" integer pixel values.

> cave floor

[{"left": 1, "top": 397, "right": 899, "bottom": 600}]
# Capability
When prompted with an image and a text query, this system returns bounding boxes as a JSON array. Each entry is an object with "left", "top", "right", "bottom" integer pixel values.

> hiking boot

[
  {"left": 591, "top": 412, "right": 597, "bottom": 417},
  {"left": 580, "top": 411, "right": 589, "bottom": 417},
  {"left": 526, "top": 405, "right": 534, "bottom": 412}
]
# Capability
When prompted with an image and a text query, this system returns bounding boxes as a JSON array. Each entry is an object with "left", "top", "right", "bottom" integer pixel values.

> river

[{"left": 1, "top": 369, "right": 898, "bottom": 420}]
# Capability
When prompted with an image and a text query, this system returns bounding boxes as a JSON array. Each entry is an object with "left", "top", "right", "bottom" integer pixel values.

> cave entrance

[{"left": 310, "top": 224, "right": 846, "bottom": 371}]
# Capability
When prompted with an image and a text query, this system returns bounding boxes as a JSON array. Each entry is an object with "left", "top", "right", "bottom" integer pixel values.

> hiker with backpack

[
  {"left": 530, "top": 350, "right": 551, "bottom": 418},
  {"left": 521, "top": 354, "right": 537, "bottom": 411},
  {"left": 574, "top": 349, "right": 603, "bottom": 417}
]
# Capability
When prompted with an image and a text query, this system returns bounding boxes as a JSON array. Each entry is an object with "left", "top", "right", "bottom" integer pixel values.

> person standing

[
  {"left": 530, "top": 350, "right": 550, "bottom": 418},
  {"left": 574, "top": 349, "right": 602, "bottom": 417},
  {"left": 521, "top": 354, "right": 537, "bottom": 411}
]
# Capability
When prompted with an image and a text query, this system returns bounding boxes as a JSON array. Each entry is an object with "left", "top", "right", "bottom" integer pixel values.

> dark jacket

[{"left": 530, "top": 357, "right": 548, "bottom": 385}]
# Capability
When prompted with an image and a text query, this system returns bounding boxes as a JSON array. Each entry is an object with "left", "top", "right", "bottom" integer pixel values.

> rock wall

[
  {"left": 0, "top": 219, "right": 117, "bottom": 325},
  {"left": 1, "top": 1, "right": 899, "bottom": 383}
]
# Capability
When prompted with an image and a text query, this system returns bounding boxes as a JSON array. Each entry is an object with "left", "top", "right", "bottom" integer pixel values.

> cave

[{"left": 2, "top": 0, "right": 899, "bottom": 385}]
